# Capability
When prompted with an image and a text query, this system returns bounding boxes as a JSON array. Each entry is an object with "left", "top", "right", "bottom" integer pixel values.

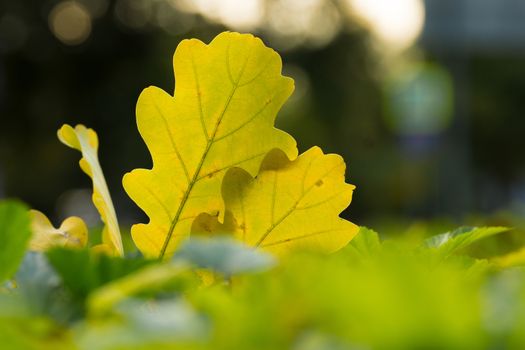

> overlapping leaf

[
  {"left": 423, "top": 226, "right": 509, "bottom": 258},
  {"left": 29, "top": 210, "right": 87, "bottom": 251},
  {"left": 123, "top": 32, "right": 298, "bottom": 258},
  {"left": 192, "top": 147, "right": 358, "bottom": 255},
  {"left": 58, "top": 124, "right": 124, "bottom": 256}
]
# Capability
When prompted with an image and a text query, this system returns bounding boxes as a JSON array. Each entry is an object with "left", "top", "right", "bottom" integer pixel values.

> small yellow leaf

[
  {"left": 192, "top": 147, "right": 358, "bottom": 256},
  {"left": 91, "top": 243, "right": 115, "bottom": 255},
  {"left": 29, "top": 210, "right": 87, "bottom": 250},
  {"left": 57, "top": 124, "right": 124, "bottom": 256},
  {"left": 492, "top": 247, "right": 525, "bottom": 268},
  {"left": 123, "top": 32, "right": 298, "bottom": 258}
]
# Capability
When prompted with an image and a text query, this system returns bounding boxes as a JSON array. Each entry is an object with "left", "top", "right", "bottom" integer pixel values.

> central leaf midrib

[
  {"left": 158, "top": 48, "right": 251, "bottom": 258},
  {"left": 158, "top": 85, "right": 237, "bottom": 258}
]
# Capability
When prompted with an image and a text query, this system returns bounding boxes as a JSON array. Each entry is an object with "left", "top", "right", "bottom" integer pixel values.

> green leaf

[
  {"left": 492, "top": 247, "right": 525, "bottom": 268},
  {"left": 0, "top": 294, "right": 29, "bottom": 318},
  {"left": 46, "top": 248, "right": 152, "bottom": 301},
  {"left": 192, "top": 147, "right": 358, "bottom": 256},
  {"left": 15, "top": 252, "right": 80, "bottom": 323},
  {"left": 86, "top": 237, "right": 271, "bottom": 315},
  {"left": 123, "top": 31, "right": 298, "bottom": 259},
  {"left": 58, "top": 124, "right": 124, "bottom": 256},
  {"left": 343, "top": 226, "right": 382, "bottom": 259},
  {"left": 293, "top": 331, "right": 355, "bottom": 350},
  {"left": 423, "top": 226, "right": 510, "bottom": 257},
  {"left": 0, "top": 200, "right": 32, "bottom": 283},
  {"left": 174, "top": 237, "right": 275, "bottom": 276},
  {"left": 87, "top": 262, "right": 189, "bottom": 316},
  {"left": 76, "top": 299, "right": 208, "bottom": 350},
  {"left": 0, "top": 321, "right": 37, "bottom": 350}
]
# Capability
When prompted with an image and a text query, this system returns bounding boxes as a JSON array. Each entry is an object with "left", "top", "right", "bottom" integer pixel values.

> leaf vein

[
  {"left": 260, "top": 228, "right": 349, "bottom": 248},
  {"left": 296, "top": 188, "right": 353, "bottom": 211},
  {"left": 270, "top": 171, "right": 278, "bottom": 225},
  {"left": 189, "top": 46, "right": 210, "bottom": 140},
  {"left": 158, "top": 42, "right": 254, "bottom": 259},
  {"left": 143, "top": 184, "right": 174, "bottom": 222},
  {"left": 237, "top": 55, "right": 274, "bottom": 88},
  {"left": 214, "top": 97, "right": 274, "bottom": 142},
  {"left": 154, "top": 103, "right": 191, "bottom": 183},
  {"left": 255, "top": 161, "right": 344, "bottom": 247},
  {"left": 195, "top": 151, "right": 266, "bottom": 182}
]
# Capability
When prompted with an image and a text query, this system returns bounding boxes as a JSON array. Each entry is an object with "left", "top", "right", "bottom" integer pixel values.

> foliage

[
  {"left": 58, "top": 124, "right": 124, "bottom": 256},
  {"left": 2, "top": 32, "right": 525, "bottom": 349},
  {"left": 0, "top": 200, "right": 32, "bottom": 283},
  {"left": 29, "top": 210, "right": 87, "bottom": 251},
  {"left": 123, "top": 32, "right": 298, "bottom": 259},
  {"left": 1, "top": 213, "right": 525, "bottom": 349},
  {"left": 424, "top": 226, "right": 510, "bottom": 257},
  {"left": 192, "top": 147, "right": 358, "bottom": 255}
]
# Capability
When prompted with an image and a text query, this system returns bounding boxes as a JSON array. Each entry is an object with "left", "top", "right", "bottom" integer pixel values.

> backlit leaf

[
  {"left": 343, "top": 226, "right": 382, "bottom": 259},
  {"left": 29, "top": 210, "right": 87, "bottom": 251},
  {"left": 192, "top": 147, "right": 358, "bottom": 256},
  {"left": 423, "top": 226, "right": 509, "bottom": 257},
  {"left": 58, "top": 124, "right": 124, "bottom": 256},
  {"left": 123, "top": 32, "right": 298, "bottom": 258}
]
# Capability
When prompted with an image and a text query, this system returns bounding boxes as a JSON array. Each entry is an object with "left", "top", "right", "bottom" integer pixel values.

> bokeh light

[
  {"left": 384, "top": 63, "right": 453, "bottom": 136},
  {"left": 173, "top": 0, "right": 341, "bottom": 49},
  {"left": 3, "top": 0, "right": 525, "bottom": 230},
  {"left": 346, "top": 0, "right": 425, "bottom": 50},
  {"left": 192, "top": 0, "right": 264, "bottom": 31},
  {"left": 265, "top": 0, "right": 341, "bottom": 49},
  {"left": 48, "top": 1, "right": 92, "bottom": 46}
]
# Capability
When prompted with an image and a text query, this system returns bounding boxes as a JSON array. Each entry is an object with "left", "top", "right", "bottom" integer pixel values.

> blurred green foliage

[
  {"left": 2, "top": 198, "right": 525, "bottom": 349},
  {"left": 3, "top": 2, "right": 525, "bottom": 349},
  {"left": 0, "top": 200, "right": 31, "bottom": 282}
]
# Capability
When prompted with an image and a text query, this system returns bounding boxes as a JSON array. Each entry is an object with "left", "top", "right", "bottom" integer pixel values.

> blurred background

[{"left": 1, "top": 0, "right": 525, "bottom": 235}]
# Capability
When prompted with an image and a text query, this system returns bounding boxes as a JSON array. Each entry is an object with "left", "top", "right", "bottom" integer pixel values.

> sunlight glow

[
  {"left": 190, "top": 0, "right": 264, "bottom": 31},
  {"left": 176, "top": 0, "right": 340, "bottom": 49},
  {"left": 347, "top": 0, "right": 425, "bottom": 49},
  {"left": 267, "top": 0, "right": 341, "bottom": 48}
]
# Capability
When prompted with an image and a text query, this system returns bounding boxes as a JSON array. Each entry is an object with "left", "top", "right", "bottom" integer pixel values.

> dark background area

[{"left": 1, "top": 0, "right": 525, "bottom": 231}]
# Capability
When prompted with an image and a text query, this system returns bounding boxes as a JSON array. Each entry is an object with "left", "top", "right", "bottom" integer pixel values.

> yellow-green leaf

[
  {"left": 123, "top": 32, "right": 298, "bottom": 258},
  {"left": 492, "top": 247, "right": 525, "bottom": 268},
  {"left": 192, "top": 146, "right": 358, "bottom": 256},
  {"left": 58, "top": 124, "right": 124, "bottom": 256},
  {"left": 29, "top": 209, "right": 87, "bottom": 250},
  {"left": 423, "top": 226, "right": 509, "bottom": 258}
]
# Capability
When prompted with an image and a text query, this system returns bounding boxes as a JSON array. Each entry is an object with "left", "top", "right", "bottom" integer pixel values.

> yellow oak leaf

[
  {"left": 123, "top": 32, "right": 298, "bottom": 259},
  {"left": 192, "top": 146, "right": 358, "bottom": 256},
  {"left": 29, "top": 210, "right": 87, "bottom": 251},
  {"left": 58, "top": 124, "right": 124, "bottom": 256}
]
